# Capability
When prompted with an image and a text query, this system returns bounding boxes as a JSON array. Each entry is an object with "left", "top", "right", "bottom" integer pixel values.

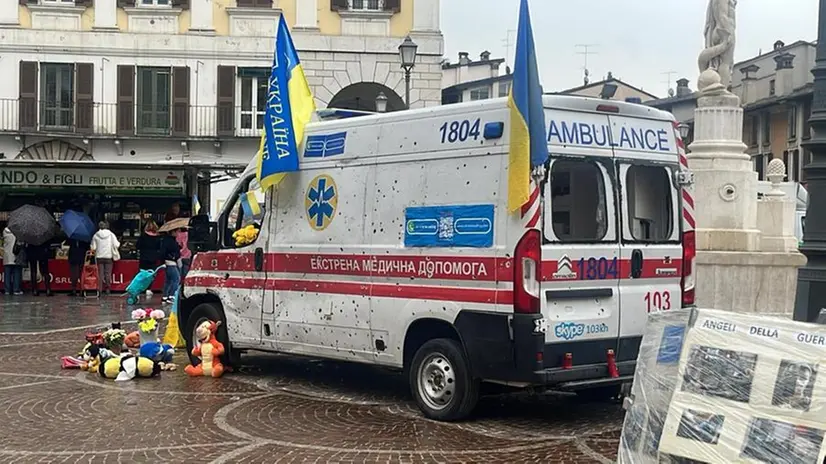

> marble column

[
  {"left": 295, "top": 0, "right": 318, "bottom": 29},
  {"left": 93, "top": 0, "right": 118, "bottom": 29}
]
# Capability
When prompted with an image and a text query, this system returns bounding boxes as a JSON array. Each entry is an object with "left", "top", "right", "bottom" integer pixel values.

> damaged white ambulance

[{"left": 182, "top": 95, "right": 695, "bottom": 421}]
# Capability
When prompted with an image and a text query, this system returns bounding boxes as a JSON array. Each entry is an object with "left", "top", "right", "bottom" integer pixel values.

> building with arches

[{"left": 0, "top": 0, "right": 443, "bottom": 215}]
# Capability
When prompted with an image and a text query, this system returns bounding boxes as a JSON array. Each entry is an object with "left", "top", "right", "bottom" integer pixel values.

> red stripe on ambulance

[
  {"left": 192, "top": 252, "right": 681, "bottom": 282},
  {"left": 186, "top": 276, "right": 514, "bottom": 305}
]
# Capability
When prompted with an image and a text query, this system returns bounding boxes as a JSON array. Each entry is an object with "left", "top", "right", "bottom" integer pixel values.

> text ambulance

[{"left": 182, "top": 95, "right": 695, "bottom": 421}]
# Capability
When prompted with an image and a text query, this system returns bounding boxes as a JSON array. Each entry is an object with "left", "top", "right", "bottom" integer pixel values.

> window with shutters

[
  {"left": 40, "top": 63, "right": 75, "bottom": 130},
  {"left": 139, "top": 0, "right": 171, "bottom": 6},
  {"left": 237, "top": 68, "right": 268, "bottom": 137},
  {"left": 137, "top": 67, "right": 171, "bottom": 135}
]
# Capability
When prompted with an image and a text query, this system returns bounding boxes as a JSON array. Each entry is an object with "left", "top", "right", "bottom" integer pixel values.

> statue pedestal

[
  {"left": 687, "top": 90, "right": 805, "bottom": 315},
  {"left": 688, "top": 93, "right": 761, "bottom": 252}
]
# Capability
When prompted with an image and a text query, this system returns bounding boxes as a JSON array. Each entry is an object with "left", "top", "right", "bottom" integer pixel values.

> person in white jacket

[{"left": 90, "top": 221, "right": 120, "bottom": 296}]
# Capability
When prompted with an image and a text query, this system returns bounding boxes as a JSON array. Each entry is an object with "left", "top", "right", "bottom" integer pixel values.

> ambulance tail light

[
  {"left": 514, "top": 229, "right": 541, "bottom": 314},
  {"left": 681, "top": 230, "right": 696, "bottom": 307}
]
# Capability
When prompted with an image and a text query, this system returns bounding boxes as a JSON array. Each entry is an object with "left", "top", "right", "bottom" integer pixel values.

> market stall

[{"left": 0, "top": 163, "right": 197, "bottom": 292}]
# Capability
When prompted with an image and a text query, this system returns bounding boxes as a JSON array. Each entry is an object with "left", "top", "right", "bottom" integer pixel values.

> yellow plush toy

[
  {"left": 99, "top": 355, "right": 161, "bottom": 382},
  {"left": 232, "top": 225, "right": 259, "bottom": 247}
]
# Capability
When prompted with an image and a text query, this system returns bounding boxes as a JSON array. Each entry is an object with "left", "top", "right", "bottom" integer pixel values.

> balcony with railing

[{"left": 0, "top": 99, "right": 263, "bottom": 139}]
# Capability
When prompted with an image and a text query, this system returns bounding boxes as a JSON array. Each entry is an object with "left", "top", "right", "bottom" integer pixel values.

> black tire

[
  {"left": 409, "top": 338, "right": 479, "bottom": 421},
  {"left": 183, "top": 302, "right": 238, "bottom": 367}
]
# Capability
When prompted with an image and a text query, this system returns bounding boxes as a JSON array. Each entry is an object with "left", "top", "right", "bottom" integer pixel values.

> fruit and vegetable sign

[{"left": 0, "top": 167, "right": 184, "bottom": 192}]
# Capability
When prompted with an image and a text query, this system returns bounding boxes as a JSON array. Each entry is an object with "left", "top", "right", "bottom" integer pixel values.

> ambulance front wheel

[{"left": 409, "top": 338, "right": 479, "bottom": 421}]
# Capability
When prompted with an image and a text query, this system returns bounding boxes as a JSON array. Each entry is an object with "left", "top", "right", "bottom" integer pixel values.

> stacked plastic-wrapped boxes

[{"left": 619, "top": 308, "right": 826, "bottom": 463}]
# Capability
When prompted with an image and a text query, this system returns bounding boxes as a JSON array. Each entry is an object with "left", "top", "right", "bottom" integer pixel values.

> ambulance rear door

[
  {"left": 610, "top": 115, "right": 684, "bottom": 365},
  {"left": 541, "top": 110, "right": 621, "bottom": 369}
]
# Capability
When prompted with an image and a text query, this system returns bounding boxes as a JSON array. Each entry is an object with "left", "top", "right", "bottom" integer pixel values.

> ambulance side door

[{"left": 215, "top": 175, "right": 267, "bottom": 348}]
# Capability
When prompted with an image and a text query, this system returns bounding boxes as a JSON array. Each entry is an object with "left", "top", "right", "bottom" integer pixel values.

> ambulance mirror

[{"left": 188, "top": 214, "right": 218, "bottom": 252}]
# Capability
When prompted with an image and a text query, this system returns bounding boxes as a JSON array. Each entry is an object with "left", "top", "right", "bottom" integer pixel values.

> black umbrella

[{"left": 7, "top": 205, "right": 58, "bottom": 246}]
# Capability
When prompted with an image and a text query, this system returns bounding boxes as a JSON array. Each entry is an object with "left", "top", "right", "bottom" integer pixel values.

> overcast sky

[{"left": 441, "top": 0, "right": 819, "bottom": 98}]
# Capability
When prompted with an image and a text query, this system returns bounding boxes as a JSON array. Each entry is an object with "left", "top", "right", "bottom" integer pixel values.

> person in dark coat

[
  {"left": 26, "top": 238, "right": 57, "bottom": 296},
  {"left": 137, "top": 220, "right": 162, "bottom": 271},
  {"left": 67, "top": 239, "right": 91, "bottom": 297}
]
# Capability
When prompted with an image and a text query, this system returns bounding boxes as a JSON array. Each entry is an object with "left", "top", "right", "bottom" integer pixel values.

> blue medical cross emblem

[{"left": 307, "top": 177, "right": 336, "bottom": 228}]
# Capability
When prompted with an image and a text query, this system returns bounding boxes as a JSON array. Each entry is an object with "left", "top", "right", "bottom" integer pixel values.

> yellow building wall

[
  {"left": 19, "top": 6, "right": 31, "bottom": 29},
  {"left": 770, "top": 109, "right": 789, "bottom": 159},
  {"left": 81, "top": 8, "right": 94, "bottom": 30},
  {"left": 19, "top": 0, "right": 410, "bottom": 37},
  {"left": 389, "top": 0, "right": 413, "bottom": 37},
  {"left": 317, "top": 0, "right": 341, "bottom": 36}
]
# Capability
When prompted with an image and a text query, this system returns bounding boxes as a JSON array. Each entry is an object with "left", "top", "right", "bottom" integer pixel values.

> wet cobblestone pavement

[{"left": 0, "top": 295, "right": 624, "bottom": 463}]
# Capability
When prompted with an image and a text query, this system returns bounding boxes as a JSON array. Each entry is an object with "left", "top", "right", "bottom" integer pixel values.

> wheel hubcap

[{"left": 417, "top": 354, "right": 456, "bottom": 411}]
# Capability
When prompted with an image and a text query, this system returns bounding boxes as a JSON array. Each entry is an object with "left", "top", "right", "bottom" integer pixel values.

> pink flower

[
  {"left": 131, "top": 309, "right": 147, "bottom": 320},
  {"left": 150, "top": 310, "right": 166, "bottom": 320}
]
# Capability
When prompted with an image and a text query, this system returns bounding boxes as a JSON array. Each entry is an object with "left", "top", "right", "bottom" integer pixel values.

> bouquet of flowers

[{"left": 132, "top": 308, "right": 166, "bottom": 346}]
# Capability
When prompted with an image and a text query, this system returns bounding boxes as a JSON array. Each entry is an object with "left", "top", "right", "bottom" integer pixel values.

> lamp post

[
  {"left": 375, "top": 92, "right": 388, "bottom": 113},
  {"left": 677, "top": 122, "right": 690, "bottom": 140},
  {"left": 794, "top": 0, "right": 826, "bottom": 322},
  {"left": 398, "top": 35, "right": 418, "bottom": 109}
]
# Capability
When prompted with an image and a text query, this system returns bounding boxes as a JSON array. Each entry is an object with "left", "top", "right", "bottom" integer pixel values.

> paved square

[{"left": 0, "top": 295, "right": 623, "bottom": 463}]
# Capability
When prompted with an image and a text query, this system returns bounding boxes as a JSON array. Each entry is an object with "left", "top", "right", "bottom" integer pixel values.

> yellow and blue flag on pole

[
  {"left": 507, "top": 0, "right": 549, "bottom": 212},
  {"left": 256, "top": 15, "right": 316, "bottom": 191}
]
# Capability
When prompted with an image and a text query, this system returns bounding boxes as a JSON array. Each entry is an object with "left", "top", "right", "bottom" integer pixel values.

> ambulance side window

[
  {"left": 625, "top": 165, "right": 673, "bottom": 241},
  {"left": 549, "top": 159, "right": 609, "bottom": 241},
  {"left": 222, "top": 176, "right": 266, "bottom": 248}
]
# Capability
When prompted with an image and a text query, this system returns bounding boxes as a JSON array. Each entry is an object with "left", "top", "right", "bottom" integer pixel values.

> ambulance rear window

[
  {"left": 626, "top": 165, "right": 673, "bottom": 241},
  {"left": 550, "top": 159, "right": 608, "bottom": 242}
]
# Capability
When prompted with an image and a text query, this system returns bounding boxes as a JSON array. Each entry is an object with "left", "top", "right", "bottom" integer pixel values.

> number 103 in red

[{"left": 645, "top": 291, "right": 671, "bottom": 312}]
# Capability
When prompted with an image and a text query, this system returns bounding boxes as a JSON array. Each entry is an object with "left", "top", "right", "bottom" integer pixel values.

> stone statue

[{"left": 697, "top": 0, "right": 737, "bottom": 94}]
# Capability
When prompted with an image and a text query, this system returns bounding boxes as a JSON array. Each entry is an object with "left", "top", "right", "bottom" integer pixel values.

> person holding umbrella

[
  {"left": 60, "top": 208, "right": 96, "bottom": 297},
  {"left": 7, "top": 205, "right": 60, "bottom": 296}
]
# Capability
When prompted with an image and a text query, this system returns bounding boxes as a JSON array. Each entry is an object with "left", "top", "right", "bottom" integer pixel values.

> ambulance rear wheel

[
  {"left": 185, "top": 303, "right": 238, "bottom": 367},
  {"left": 409, "top": 338, "right": 479, "bottom": 421}
]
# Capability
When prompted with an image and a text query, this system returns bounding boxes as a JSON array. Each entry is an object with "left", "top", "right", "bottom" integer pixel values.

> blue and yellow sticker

[{"left": 305, "top": 174, "right": 338, "bottom": 231}]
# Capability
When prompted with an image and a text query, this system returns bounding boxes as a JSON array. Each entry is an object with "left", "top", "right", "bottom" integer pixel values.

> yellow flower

[{"left": 138, "top": 318, "right": 158, "bottom": 333}]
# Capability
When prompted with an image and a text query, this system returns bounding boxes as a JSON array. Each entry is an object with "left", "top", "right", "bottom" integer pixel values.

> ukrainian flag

[
  {"left": 257, "top": 15, "right": 316, "bottom": 191},
  {"left": 507, "top": 0, "right": 549, "bottom": 212},
  {"left": 240, "top": 190, "right": 262, "bottom": 217}
]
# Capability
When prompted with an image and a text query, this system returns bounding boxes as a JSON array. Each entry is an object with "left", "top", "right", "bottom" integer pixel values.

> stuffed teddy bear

[{"left": 184, "top": 320, "right": 225, "bottom": 378}]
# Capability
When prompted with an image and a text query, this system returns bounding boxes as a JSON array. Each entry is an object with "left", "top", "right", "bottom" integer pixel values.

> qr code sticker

[{"left": 438, "top": 215, "right": 455, "bottom": 240}]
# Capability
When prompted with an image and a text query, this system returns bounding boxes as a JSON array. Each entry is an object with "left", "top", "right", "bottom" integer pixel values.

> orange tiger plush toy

[{"left": 184, "top": 320, "right": 225, "bottom": 378}]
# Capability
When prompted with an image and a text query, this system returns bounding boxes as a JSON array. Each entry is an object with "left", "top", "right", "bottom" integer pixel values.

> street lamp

[
  {"left": 398, "top": 35, "right": 418, "bottom": 109},
  {"left": 375, "top": 92, "right": 388, "bottom": 113},
  {"left": 677, "top": 122, "right": 690, "bottom": 140},
  {"left": 795, "top": 0, "right": 826, "bottom": 322}
]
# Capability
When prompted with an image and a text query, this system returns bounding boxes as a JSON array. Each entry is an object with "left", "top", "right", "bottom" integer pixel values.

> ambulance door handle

[
  {"left": 630, "top": 249, "right": 643, "bottom": 279},
  {"left": 254, "top": 247, "right": 264, "bottom": 272}
]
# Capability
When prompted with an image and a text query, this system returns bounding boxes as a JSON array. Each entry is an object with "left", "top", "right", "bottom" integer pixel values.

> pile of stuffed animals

[{"left": 61, "top": 307, "right": 226, "bottom": 382}]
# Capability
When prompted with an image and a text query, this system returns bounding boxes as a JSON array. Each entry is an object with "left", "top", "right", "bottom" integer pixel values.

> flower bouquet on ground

[{"left": 132, "top": 308, "right": 166, "bottom": 346}]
